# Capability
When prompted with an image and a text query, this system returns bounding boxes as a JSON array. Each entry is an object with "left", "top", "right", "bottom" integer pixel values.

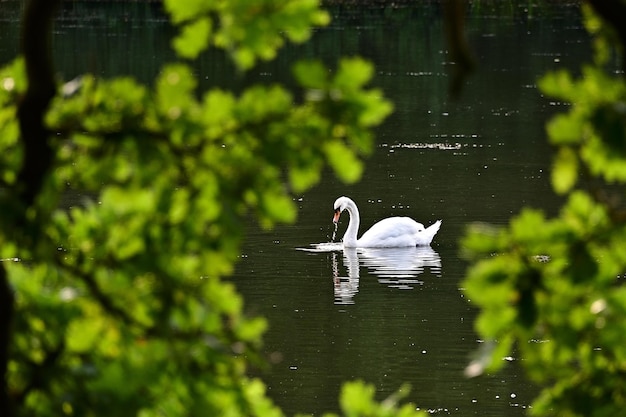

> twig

[{"left": 0, "top": 265, "right": 14, "bottom": 416}]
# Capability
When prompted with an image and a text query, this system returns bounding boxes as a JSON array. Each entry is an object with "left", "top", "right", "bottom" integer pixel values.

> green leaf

[
  {"left": 0, "top": 58, "right": 27, "bottom": 94},
  {"left": 163, "top": 0, "right": 209, "bottom": 24},
  {"left": 232, "top": 47, "right": 256, "bottom": 71},
  {"left": 293, "top": 60, "right": 328, "bottom": 89},
  {"left": 169, "top": 188, "right": 190, "bottom": 224},
  {"left": 552, "top": 147, "right": 579, "bottom": 194},
  {"left": 324, "top": 141, "right": 363, "bottom": 183},
  {"left": 234, "top": 316, "right": 268, "bottom": 342},
  {"left": 357, "top": 89, "right": 394, "bottom": 127},
  {"left": 202, "top": 89, "right": 236, "bottom": 132},
  {"left": 538, "top": 69, "right": 575, "bottom": 100},
  {"left": 66, "top": 315, "right": 107, "bottom": 354},
  {"left": 156, "top": 63, "right": 198, "bottom": 119},
  {"left": 172, "top": 17, "right": 212, "bottom": 59},
  {"left": 546, "top": 113, "right": 584, "bottom": 145},
  {"left": 561, "top": 191, "right": 608, "bottom": 234},
  {"left": 261, "top": 191, "right": 297, "bottom": 226},
  {"left": 340, "top": 381, "right": 376, "bottom": 414},
  {"left": 334, "top": 58, "right": 374, "bottom": 91},
  {"left": 510, "top": 208, "right": 550, "bottom": 247},
  {"left": 581, "top": 134, "right": 626, "bottom": 183},
  {"left": 461, "top": 222, "right": 507, "bottom": 257},
  {"left": 289, "top": 161, "right": 322, "bottom": 193}
]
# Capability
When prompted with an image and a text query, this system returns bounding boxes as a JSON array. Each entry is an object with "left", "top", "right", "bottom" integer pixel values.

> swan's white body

[{"left": 333, "top": 196, "right": 441, "bottom": 248}]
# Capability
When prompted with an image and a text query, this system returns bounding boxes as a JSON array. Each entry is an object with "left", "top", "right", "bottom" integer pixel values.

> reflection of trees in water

[{"left": 332, "top": 247, "right": 442, "bottom": 304}]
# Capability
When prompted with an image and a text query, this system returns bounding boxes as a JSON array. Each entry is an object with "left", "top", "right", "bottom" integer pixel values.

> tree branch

[
  {"left": 0, "top": 265, "right": 14, "bottom": 417},
  {"left": 16, "top": 0, "right": 61, "bottom": 208},
  {"left": 1, "top": 2, "right": 61, "bottom": 416}
]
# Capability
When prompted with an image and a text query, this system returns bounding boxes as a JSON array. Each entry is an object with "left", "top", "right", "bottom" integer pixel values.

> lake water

[
  {"left": 231, "top": 5, "right": 589, "bottom": 416},
  {"left": 0, "top": 2, "right": 590, "bottom": 415}
]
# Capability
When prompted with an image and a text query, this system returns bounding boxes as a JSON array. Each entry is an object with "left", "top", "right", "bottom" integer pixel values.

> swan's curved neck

[{"left": 342, "top": 200, "right": 360, "bottom": 247}]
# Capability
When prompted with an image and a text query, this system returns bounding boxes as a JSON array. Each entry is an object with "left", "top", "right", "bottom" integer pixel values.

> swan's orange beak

[{"left": 333, "top": 208, "right": 341, "bottom": 224}]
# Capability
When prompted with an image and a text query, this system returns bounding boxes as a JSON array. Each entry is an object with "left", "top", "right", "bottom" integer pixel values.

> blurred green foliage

[
  {"left": 294, "top": 381, "right": 423, "bottom": 417},
  {"left": 462, "top": 4, "right": 626, "bottom": 416},
  {"left": 0, "top": 0, "right": 404, "bottom": 416}
]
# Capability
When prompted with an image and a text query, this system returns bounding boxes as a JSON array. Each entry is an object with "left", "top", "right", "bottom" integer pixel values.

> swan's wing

[{"left": 358, "top": 217, "right": 424, "bottom": 247}]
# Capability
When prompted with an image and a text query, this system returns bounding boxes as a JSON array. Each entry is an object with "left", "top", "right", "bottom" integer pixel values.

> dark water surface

[
  {"left": 0, "top": 2, "right": 590, "bottom": 415},
  {"left": 231, "top": 5, "right": 589, "bottom": 416}
]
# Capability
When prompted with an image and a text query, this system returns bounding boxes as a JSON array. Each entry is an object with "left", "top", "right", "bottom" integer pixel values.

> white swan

[{"left": 333, "top": 196, "right": 441, "bottom": 248}]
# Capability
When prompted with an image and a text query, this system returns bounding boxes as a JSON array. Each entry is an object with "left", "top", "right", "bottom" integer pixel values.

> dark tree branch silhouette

[{"left": 2, "top": 1, "right": 60, "bottom": 416}]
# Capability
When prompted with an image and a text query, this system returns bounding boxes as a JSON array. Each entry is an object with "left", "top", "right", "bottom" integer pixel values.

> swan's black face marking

[{"left": 333, "top": 207, "right": 341, "bottom": 224}]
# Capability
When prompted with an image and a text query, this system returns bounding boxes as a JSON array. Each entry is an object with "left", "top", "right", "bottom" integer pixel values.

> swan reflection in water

[
  {"left": 303, "top": 243, "right": 442, "bottom": 304},
  {"left": 332, "top": 250, "right": 360, "bottom": 304}
]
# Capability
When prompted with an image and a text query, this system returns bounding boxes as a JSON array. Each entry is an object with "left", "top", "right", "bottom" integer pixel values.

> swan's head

[{"left": 333, "top": 196, "right": 351, "bottom": 224}]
